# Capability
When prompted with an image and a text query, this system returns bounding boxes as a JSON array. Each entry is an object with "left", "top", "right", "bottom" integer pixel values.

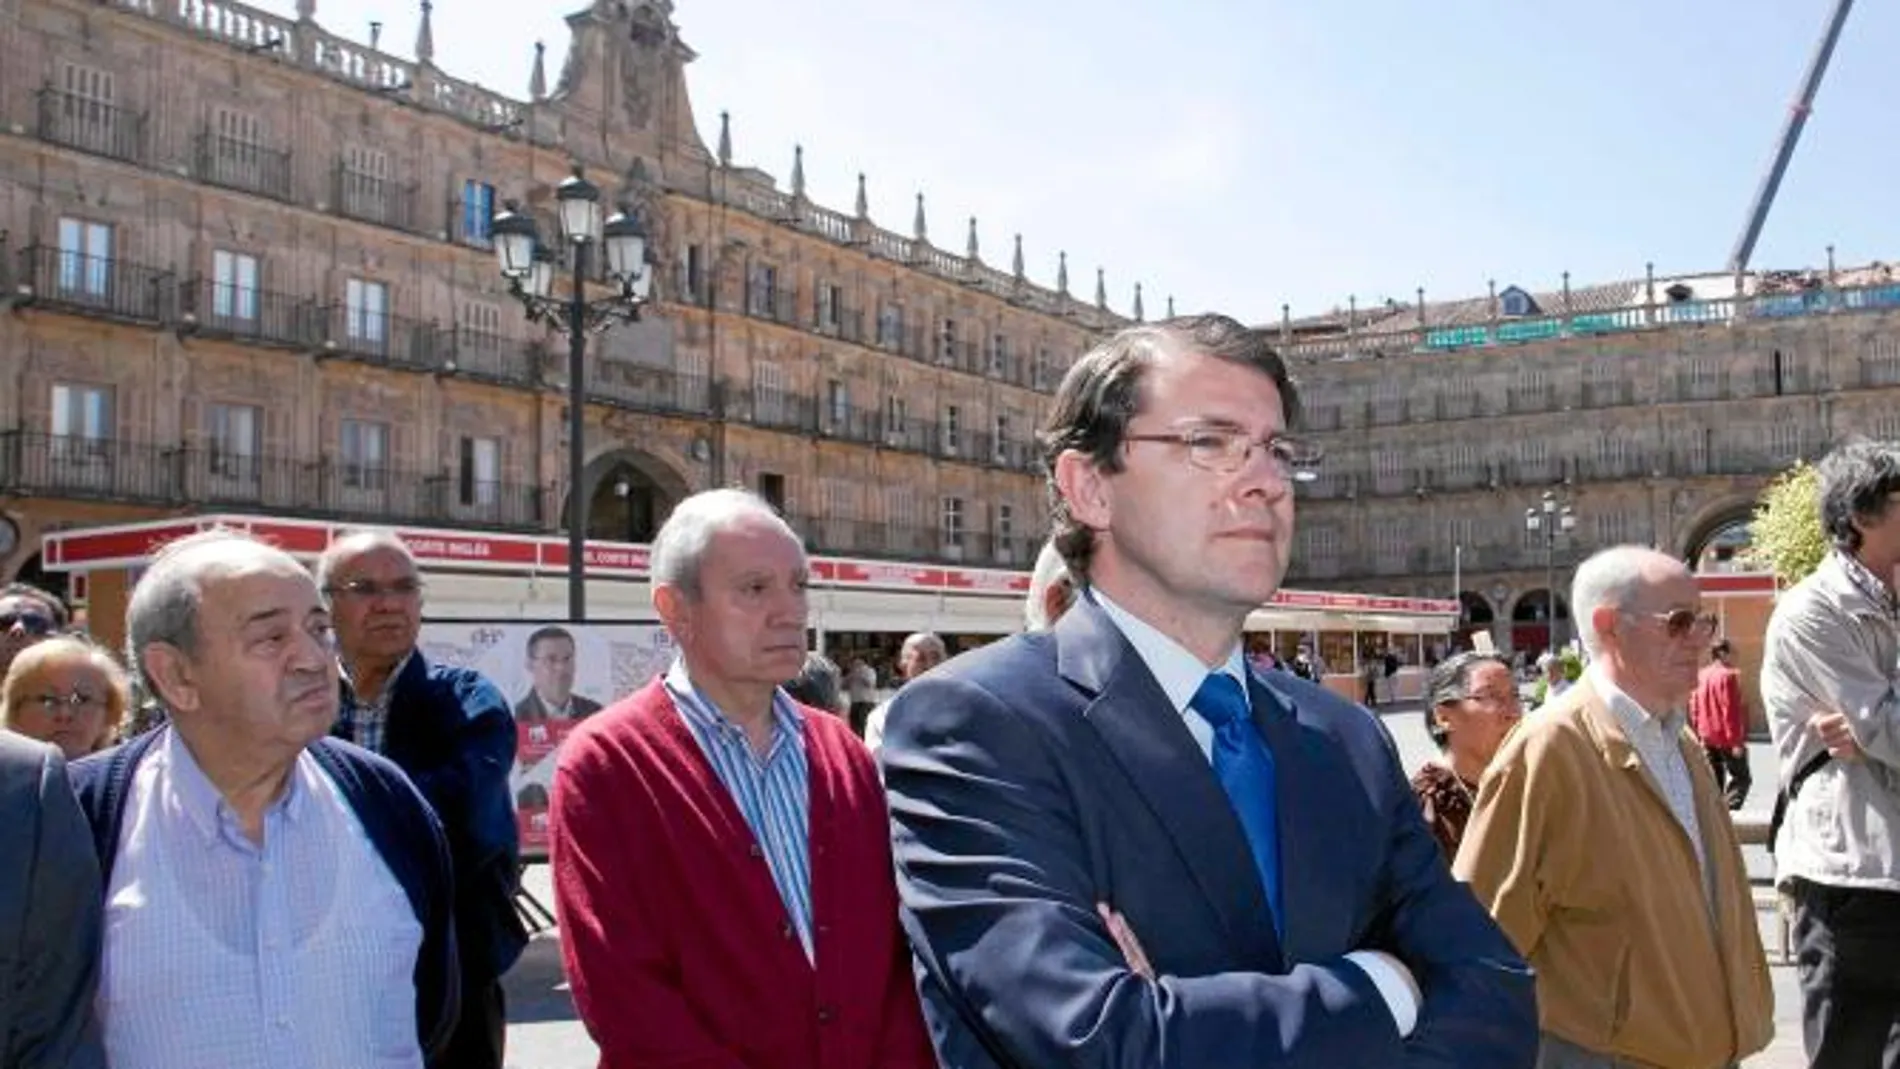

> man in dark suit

[
  {"left": 514, "top": 626, "right": 604, "bottom": 722},
  {"left": 881, "top": 314, "right": 1538, "bottom": 1068},
  {"left": 0, "top": 729, "right": 104, "bottom": 1069}
]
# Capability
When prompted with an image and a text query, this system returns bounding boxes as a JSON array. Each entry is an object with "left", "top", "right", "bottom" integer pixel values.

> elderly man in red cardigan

[{"left": 549, "top": 488, "right": 936, "bottom": 1069}]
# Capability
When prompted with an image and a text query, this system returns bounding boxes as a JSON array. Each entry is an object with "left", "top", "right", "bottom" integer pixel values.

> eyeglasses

[
  {"left": 0, "top": 610, "right": 56, "bottom": 637},
  {"left": 1633, "top": 609, "right": 1718, "bottom": 641},
  {"left": 325, "top": 578, "right": 425, "bottom": 600},
  {"left": 1122, "top": 426, "right": 1324, "bottom": 481},
  {"left": 30, "top": 690, "right": 106, "bottom": 714}
]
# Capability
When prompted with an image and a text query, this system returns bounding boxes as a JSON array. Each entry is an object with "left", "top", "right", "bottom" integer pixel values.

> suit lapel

[{"left": 1060, "top": 601, "right": 1283, "bottom": 970}]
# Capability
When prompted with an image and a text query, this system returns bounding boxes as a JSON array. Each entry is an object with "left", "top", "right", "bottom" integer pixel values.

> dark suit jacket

[
  {"left": 514, "top": 690, "right": 604, "bottom": 721},
  {"left": 881, "top": 596, "right": 1538, "bottom": 1069},
  {"left": 0, "top": 731, "right": 105, "bottom": 1069},
  {"left": 336, "top": 652, "right": 529, "bottom": 983}
]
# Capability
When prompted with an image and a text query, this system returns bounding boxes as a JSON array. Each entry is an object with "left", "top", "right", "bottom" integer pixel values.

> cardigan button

[
  {"left": 817, "top": 1005, "right": 836, "bottom": 1025},
  {"left": 749, "top": 843, "right": 764, "bottom": 858},
  {"left": 781, "top": 922, "right": 795, "bottom": 940}
]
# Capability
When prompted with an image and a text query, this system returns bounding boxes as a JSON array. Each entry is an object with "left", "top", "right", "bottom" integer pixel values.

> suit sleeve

[
  {"left": 16, "top": 749, "right": 107, "bottom": 1069},
  {"left": 884, "top": 673, "right": 1411, "bottom": 1069},
  {"left": 1353, "top": 717, "right": 1539, "bottom": 1069},
  {"left": 549, "top": 731, "right": 746, "bottom": 1069},
  {"left": 410, "top": 673, "right": 519, "bottom": 867}
]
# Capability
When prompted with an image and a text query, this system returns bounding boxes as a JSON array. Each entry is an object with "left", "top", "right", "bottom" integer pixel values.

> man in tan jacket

[{"left": 1456, "top": 546, "right": 1773, "bottom": 1069}]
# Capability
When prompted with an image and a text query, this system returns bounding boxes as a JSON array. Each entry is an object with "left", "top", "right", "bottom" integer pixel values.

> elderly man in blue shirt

[{"left": 70, "top": 529, "right": 458, "bottom": 1068}]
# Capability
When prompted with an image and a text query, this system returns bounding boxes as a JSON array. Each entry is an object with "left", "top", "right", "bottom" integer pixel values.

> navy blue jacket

[
  {"left": 71, "top": 731, "right": 460, "bottom": 1059},
  {"left": 880, "top": 595, "right": 1539, "bottom": 1069},
  {"left": 336, "top": 651, "right": 528, "bottom": 983}
]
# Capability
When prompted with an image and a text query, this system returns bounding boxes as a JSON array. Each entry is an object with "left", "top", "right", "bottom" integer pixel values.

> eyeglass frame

[
  {"left": 28, "top": 689, "right": 109, "bottom": 715},
  {"left": 1120, "top": 421, "right": 1324, "bottom": 481},
  {"left": 323, "top": 577, "right": 427, "bottom": 600}
]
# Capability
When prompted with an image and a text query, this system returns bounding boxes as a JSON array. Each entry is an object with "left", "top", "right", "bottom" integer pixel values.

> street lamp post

[
  {"left": 491, "top": 166, "right": 652, "bottom": 622},
  {"left": 1524, "top": 489, "right": 1577, "bottom": 651}
]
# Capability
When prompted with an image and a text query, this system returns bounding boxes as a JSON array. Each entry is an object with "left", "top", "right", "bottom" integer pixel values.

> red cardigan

[{"left": 549, "top": 678, "right": 937, "bottom": 1069}]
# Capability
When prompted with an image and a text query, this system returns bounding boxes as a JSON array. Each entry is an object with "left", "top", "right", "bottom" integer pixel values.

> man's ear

[
  {"left": 1054, "top": 449, "right": 1112, "bottom": 533},
  {"left": 141, "top": 643, "right": 200, "bottom": 717},
  {"left": 654, "top": 584, "right": 691, "bottom": 643}
]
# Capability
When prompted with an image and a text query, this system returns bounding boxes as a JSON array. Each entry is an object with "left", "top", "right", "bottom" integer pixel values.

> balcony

[
  {"left": 36, "top": 88, "right": 146, "bottom": 165},
  {"left": 309, "top": 306, "right": 449, "bottom": 371},
  {"left": 743, "top": 283, "right": 797, "bottom": 325},
  {"left": 747, "top": 388, "right": 819, "bottom": 433},
  {"left": 443, "top": 327, "right": 538, "bottom": 387},
  {"left": 589, "top": 361, "right": 716, "bottom": 417},
  {"left": 0, "top": 430, "right": 546, "bottom": 531},
  {"left": 817, "top": 403, "right": 884, "bottom": 445},
  {"left": 15, "top": 246, "right": 169, "bottom": 323},
  {"left": 178, "top": 277, "right": 321, "bottom": 348},
  {"left": 332, "top": 164, "right": 421, "bottom": 233},
  {"left": 194, "top": 132, "right": 295, "bottom": 202},
  {"left": 813, "top": 307, "right": 865, "bottom": 344}
]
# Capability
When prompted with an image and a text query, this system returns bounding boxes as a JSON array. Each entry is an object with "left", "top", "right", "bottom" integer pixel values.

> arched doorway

[
  {"left": 1456, "top": 591, "right": 1495, "bottom": 649},
  {"left": 1510, "top": 589, "right": 1570, "bottom": 656},
  {"left": 589, "top": 463, "right": 665, "bottom": 543},
  {"left": 1690, "top": 517, "right": 1756, "bottom": 574},
  {"left": 569, "top": 448, "right": 691, "bottom": 544}
]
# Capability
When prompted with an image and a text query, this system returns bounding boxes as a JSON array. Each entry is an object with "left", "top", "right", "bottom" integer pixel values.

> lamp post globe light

[
  {"left": 491, "top": 165, "right": 653, "bottom": 622},
  {"left": 1524, "top": 489, "right": 1578, "bottom": 651}
]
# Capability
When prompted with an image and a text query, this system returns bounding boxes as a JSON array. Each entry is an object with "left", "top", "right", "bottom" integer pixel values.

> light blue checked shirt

[
  {"left": 340, "top": 650, "right": 413, "bottom": 755},
  {"left": 665, "top": 660, "right": 814, "bottom": 961},
  {"left": 97, "top": 728, "right": 424, "bottom": 1068}
]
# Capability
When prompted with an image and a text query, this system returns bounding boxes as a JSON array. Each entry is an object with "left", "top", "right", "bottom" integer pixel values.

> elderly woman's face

[{"left": 11, "top": 656, "right": 114, "bottom": 760}]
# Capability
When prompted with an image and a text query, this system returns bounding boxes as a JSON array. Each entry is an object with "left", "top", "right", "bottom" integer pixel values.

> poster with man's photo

[{"left": 418, "top": 620, "right": 673, "bottom": 857}]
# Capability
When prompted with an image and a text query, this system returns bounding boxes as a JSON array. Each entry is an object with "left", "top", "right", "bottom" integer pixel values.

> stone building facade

[
  {"left": 1276, "top": 269, "right": 1900, "bottom": 653},
  {"left": 0, "top": 0, "right": 1129, "bottom": 592}
]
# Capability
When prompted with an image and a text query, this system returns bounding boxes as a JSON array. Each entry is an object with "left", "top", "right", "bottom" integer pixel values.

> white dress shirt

[
  {"left": 1092, "top": 591, "right": 1420, "bottom": 1037},
  {"left": 98, "top": 728, "right": 424, "bottom": 1069}
]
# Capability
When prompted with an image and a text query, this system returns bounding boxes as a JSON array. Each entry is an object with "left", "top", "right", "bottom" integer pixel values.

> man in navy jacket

[
  {"left": 71, "top": 529, "right": 457, "bottom": 1064},
  {"left": 321, "top": 530, "right": 528, "bottom": 1069},
  {"left": 882, "top": 315, "right": 1537, "bottom": 1068}
]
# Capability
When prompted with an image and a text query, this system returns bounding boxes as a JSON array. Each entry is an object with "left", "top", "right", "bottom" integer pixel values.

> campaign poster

[{"left": 418, "top": 620, "right": 673, "bottom": 858}]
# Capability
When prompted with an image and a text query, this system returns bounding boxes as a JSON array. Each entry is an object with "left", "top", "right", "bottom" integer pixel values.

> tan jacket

[{"left": 1453, "top": 679, "right": 1773, "bottom": 1069}]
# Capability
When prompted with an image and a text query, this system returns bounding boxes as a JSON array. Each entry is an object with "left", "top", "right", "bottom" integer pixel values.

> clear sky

[{"left": 280, "top": 0, "right": 1898, "bottom": 322}]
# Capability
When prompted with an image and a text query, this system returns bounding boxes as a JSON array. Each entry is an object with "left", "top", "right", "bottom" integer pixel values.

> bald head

[{"left": 125, "top": 530, "right": 310, "bottom": 686}]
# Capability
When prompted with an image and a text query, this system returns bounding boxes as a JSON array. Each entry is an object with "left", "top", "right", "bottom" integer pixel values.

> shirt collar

[
  {"left": 342, "top": 649, "right": 415, "bottom": 709},
  {"left": 1093, "top": 589, "right": 1248, "bottom": 715},
  {"left": 1588, "top": 664, "right": 1686, "bottom": 739},
  {"left": 664, "top": 658, "right": 805, "bottom": 746},
  {"left": 1833, "top": 550, "right": 1899, "bottom": 619},
  {"left": 161, "top": 726, "right": 310, "bottom": 849}
]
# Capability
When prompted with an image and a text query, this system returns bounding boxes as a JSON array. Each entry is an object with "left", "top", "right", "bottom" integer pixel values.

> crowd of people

[{"left": 4, "top": 313, "right": 1900, "bottom": 1069}]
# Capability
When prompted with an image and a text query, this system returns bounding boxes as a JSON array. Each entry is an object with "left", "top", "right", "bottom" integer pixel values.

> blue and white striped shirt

[{"left": 664, "top": 660, "right": 814, "bottom": 961}]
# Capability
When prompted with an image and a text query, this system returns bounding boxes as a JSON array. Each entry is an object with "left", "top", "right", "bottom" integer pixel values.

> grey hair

[
  {"left": 650, "top": 488, "right": 798, "bottom": 599},
  {"left": 313, "top": 528, "right": 418, "bottom": 593},
  {"left": 1423, "top": 651, "right": 1511, "bottom": 748},
  {"left": 1817, "top": 437, "right": 1900, "bottom": 553},
  {"left": 783, "top": 652, "right": 842, "bottom": 712},
  {"left": 1024, "top": 540, "right": 1074, "bottom": 632},
  {"left": 902, "top": 631, "right": 947, "bottom": 662},
  {"left": 125, "top": 528, "right": 301, "bottom": 692},
  {"left": 1571, "top": 545, "right": 1673, "bottom": 657}
]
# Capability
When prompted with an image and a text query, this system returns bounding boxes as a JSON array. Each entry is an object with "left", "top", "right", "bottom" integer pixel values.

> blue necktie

[{"left": 1192, "top": 672, "right": 1283, "bottom": 935}]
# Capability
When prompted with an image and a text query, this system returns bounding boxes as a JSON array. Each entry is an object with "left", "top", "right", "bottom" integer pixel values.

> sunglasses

[
  {"left": 30, "top": 690, "right": 106, "bottom": 714},
  {"left": 1634, "top": 609, "right": 1718, "bottom": 641},
  {"left": 0, "top": 610, "right": 56, "bottom": 637}
]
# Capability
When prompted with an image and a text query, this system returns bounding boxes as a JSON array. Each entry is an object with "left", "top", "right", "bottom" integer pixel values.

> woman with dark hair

[{"left": 1411, "top": 651, "right": 1523, "bottom": 860}]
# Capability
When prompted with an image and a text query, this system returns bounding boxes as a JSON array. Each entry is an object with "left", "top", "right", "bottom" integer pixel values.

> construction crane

[{"left": 1728, "top": 0, "right": 1855, "bottom": 274}]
